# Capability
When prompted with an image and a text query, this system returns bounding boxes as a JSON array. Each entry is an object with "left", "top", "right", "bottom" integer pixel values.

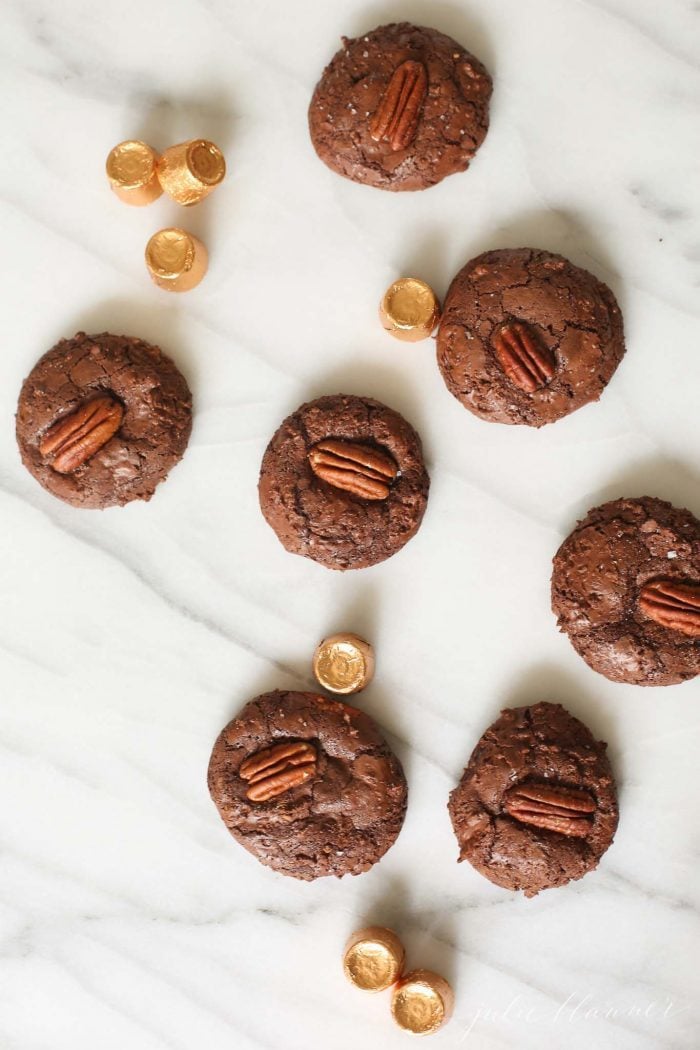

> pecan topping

[
  {"left": 240, "top": 741, "right": 317, "bottom": 803},
  {"left": 39, "top": 395, "right": 123, "bottom": 474},
  {"left": 370, "top": 59, "right": 428, "bottom": 151},
  {"left": 638, "top": 580, "right": 700, "bottom": 638},
  {"left": 504, "top": 781, "right": 596, "bottom": 838},
  {"left": 492, "top": 322, "right": 556, "bottom": 393},
  {"left": 308, "top": 439, "right": 398, "bottom": 500}
]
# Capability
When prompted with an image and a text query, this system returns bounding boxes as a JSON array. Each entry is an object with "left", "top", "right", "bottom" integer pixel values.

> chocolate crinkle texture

[
  {"left": 207, "top": 691, "right": 408, "bottom": 880},
  {"left": 308, "top": 22, "right": 492, "bottom": 191},
  {"left": 551, "top": 496, "right": 700, "bottom": 686},
  {"left": 258, "top": 394, "right": 430, "bottom": 571},
  {"left": 448, "top": 702, "right": 618, "bottom": 897},
  {"left": 436, "top": 248, "right": 626, "bottom": 427},
  {"left": 16, "top": 331, "right": 192, "bottom": 509}
]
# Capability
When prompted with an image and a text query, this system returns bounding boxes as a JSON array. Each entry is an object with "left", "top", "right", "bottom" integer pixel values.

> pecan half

[
  {"left": 39, "top": 395, "right": 124, "bottom": 474},
  {"left": 504, "top": 781, "right": 596, "bottom": 838},
  {"left": 308, "top": 439, "right": 398, "bottom": 500},
  {"left": 240, "top": 741, "right": 317, "bottom": 803},
  {"left": 492, "top": 322, "right": 556, "bottom": 393},
  {"left": 369, "top": 59, "right": 428, "bottom": 151},
  {"left": 638, "top": 580, "right": 700, "bottom": 638}
]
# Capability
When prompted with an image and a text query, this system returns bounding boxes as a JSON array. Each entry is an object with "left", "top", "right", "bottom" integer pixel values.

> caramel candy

[
  {"left": 379, "top": 277, "right": 441, "bottom": 342},
  {"left": 156, "top": 139, "right": 226, "bottom": 205},
  {"left": 106, "top": 140, "right": 163, "bottom": 206},
  {"left": 313, "top": 633, "right": 375, "bottom": 695},
  {"left": 145, "top": 228, "right": 208, "bottom": 292},
  {"left": 343, "top": 927, "right": 405, "bottom": 992},
  {"left": 391, "top": 969, "right": 454, "bottom": 1035}
]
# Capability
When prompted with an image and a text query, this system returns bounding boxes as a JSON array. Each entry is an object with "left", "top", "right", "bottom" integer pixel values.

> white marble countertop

[{"left": 1, "top": 1, "right": 699, "bottom": 1047}]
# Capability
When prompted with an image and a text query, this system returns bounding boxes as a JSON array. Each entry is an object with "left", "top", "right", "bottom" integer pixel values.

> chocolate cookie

[
  {"left": 436, "top": 248, "right": 625, "bottom": 427},
  {"left": 308, "top": 22, "right": 492, "bottom": 192},
  {"left": 448, "top": 702, "right": 618, "bottom": 897},
  {"left": 208, "top": 690, "right": 408, "bottom": 880},
  {"left": 258, "top": 394, "right": 430, "bottom": 571},
  {"left": 552, "top": 497, "right": 700, "bottom": 686},
  {"left": 16, "top": 331, "right": 192, "bottom": 509}
]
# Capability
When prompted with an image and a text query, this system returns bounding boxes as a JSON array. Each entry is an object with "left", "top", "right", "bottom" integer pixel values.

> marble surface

[{"left": 1, "top": 1, "right": 699, "bottom": 1047}]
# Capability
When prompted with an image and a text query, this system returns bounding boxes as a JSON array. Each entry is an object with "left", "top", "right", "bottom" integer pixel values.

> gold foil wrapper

[
  {"left": 106, "top": 140, "right": 163, "bottom": 206},
  {"left": 156, "top": 139, "right": 226, "bottom": 205},
  {"left": 391, "top": 969, "right": 454, "bottom": 1035},
  {"left": 343, "top": 927, "right": 405, "bottom": 992},
  {"left": 145, "top": 228, "right": 208, "bottom": 292},
  {"left": 379, "top": 277, "right": 441, "bottom": 342},
  {"left": 313, "top": 633, "right": 375, "bottom": 695}
]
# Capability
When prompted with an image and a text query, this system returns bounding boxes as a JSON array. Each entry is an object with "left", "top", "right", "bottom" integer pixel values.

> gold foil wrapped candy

[
  {"left": 145, "top": 228, "right": 208, "bottom": 292},
  {"left": 313, "top": 633, "right": 375, "bottom": 695},
  {"left": 106, "top": 140, "right": 163, "bottom": 206},
  {"left": 379, "top": 277, "right": 441, "bottom": 342},
  {"left": 156, "top": 139, "right": 226, "bottom": 205},
  {"left": 343, "top": 928, "right": 405, "bottom": 992},
  {"left": 390, "top": 969, "right": 454, "bottom": 1035}
]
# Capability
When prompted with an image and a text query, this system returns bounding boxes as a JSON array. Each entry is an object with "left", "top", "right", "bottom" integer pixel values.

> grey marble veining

[{"left": 0, "top": 1, "right": 699, "bottom": 1048}]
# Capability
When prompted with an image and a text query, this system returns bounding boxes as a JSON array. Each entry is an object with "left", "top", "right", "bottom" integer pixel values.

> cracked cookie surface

[
  {"left": 308, "top": 22, "right": 492, "bottom": 192},
  {"left": 552, "top": 496, "right": 700, "bottom": 686},
  {"left": 436, "top": 248, "right": 625, "bottom": 426},
  {"left": 258, "top": 394, "right": 430, "bottom": 571},
  {"left": 448, "top": 702, "right": 618, "bottom": 897},
  {"left": 16, "top": 331, "right": 192, "bottom": 508},
  {"left": 208, "top": 690, "right": 408, "bottom": 880}
]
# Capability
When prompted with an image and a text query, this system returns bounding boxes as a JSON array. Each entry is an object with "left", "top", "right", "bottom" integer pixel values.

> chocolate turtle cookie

[
  {"left": 309, "top": 22, "right": 492, "bottom": 191},
  {"left": 437, "top": 248, "right": 625, "bottom": 427},
  {"left": 16, "top": 331, "right": 192, "bottom": 508},
  {"left": 448, "top": 702, "right": 618, "bottom": 896},
  {"left": 552, "top": 496, "right": 700, "bottom": 686},
  {"left": 259, "top": 394, "right": 429, "bottom": 570},
  {"left": 208, "top": 690, "right": 408, "bottom": 880}
]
